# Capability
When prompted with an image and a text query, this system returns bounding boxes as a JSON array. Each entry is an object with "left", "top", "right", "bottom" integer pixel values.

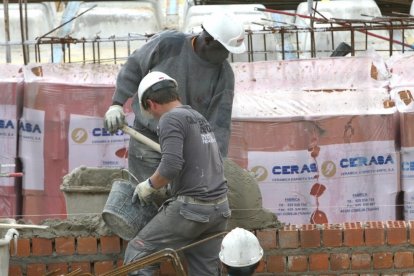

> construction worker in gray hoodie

[
  {"left": 124, "top": 71, "right": 230, "bottom": 276},
  {"left": 104, "top": 11, "right": 245, "bottom": 203}
]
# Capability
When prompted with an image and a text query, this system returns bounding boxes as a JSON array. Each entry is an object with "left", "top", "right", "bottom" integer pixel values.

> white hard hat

[
  {"left": 137, "top": 71, "right": 177, "bottom": 117},
  {"left": 219, "top": 227, "right": 264, "bottom": 267},
  {"left": 202, "top": 12, "right": 246, "bottom": 54}
]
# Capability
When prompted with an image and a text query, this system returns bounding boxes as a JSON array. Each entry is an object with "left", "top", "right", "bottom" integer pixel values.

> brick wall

[{"left": 7, "top": 221, "right": 414, "bottom": 275}]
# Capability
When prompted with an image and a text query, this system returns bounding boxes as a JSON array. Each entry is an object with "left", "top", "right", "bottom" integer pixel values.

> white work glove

[
  {"left": 132, "top": 179, "right": 157, "bottom": 206},
  {"left": 104, "top": 105, "right": 125, "bottom": 134}
]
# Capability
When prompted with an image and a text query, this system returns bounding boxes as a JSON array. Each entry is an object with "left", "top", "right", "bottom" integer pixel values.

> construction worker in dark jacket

[{"left": 104, "top": 12, "right": 245, "bottom": 200}]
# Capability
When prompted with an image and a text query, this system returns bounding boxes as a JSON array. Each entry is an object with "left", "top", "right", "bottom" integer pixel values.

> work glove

[
  {"left": 132, "top": 179, "right": 157, "bottom": 206},
  {"left": 104, "top": 105, "right": 125, "bottom": 134}
]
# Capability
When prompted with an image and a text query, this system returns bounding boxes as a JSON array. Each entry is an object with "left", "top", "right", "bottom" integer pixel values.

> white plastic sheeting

[
  {"left": 70, "top": 1, "right": 161, "bottom": 39},
  {"left": 294, "top": 0, "right": 392, "bottom": 58},
  {"left": 0, "top": 3, "right": 56, "bottom": 42}
]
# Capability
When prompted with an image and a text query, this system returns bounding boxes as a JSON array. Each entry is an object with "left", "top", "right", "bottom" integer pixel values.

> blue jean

[{"left": 124, "top": 198, "right": 231, "bottom": 276}]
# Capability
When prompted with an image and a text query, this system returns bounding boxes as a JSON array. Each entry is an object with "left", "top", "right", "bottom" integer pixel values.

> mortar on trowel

[{"left": 100, "top": 125, "right": 279, "bottom": 240}]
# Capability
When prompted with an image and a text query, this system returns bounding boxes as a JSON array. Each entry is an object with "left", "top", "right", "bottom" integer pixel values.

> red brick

[
  {"left": 365, "top": 221, "right": 385, "bottom": 246},
  {"left": 309, "top": 253, "right": 329, "bottom": 271},
  {"left": 255, "top": 259, "right": 265, "bottom": 273},
  {"left": 47, "top": 263, "right": 68, "bottom": 275},
  {"left": 95, "top": 260, "right": 115, "bottom": 275},
  {"left": 116, "top": 259, "right": 124, "bottom": 268},
  {"left": 386, "top": 221, "right": 408, "bottom": 245},
  {"left": 409, "top": 221, "right": 414, "bottom": 245},
  {"left": 31, "top": 238, "right": 52, "bottom": 256},
  {"left": 373, "top": 252, "right": 393, "bottom": 269},
  {"left": 27, "top": 263, "right": 46, "bottom": 276},
  {"left": 72, "top": 262, "right": 91, "bottom": 274},
  {"left": 55, "top": 237, "right": 75, "bottom": 255},
  {"left": 287, "top": 255, "right": 307, "bottom": 272},
  {"left": 160, "top": 260, "right": 176, "bottom": 275},
  {"left": 77, "top": 236, "right": 97, "bottom": 254},
  {"left": 122, "top": 239, "right": 129, "bottom": 251},
  {"left": 9, "top": 238, "right": 30, "bottom": 257},
  {"left": 322, "top": 224, "right": 342, "bottom": 247},
  {"left": 343, "top": 222, "right": 364, "bottom": 247},
  {"left": 266, "top": 255, "right": 285, "bottom": 273},
  {"left": 351, "top": 252, "right": 371, "bottom": 270},
  {"left": 300, "top": 224, "right": 321, "bottom": 248},
  {"left": 256, "top": 229, "right": 277, "bottom": 249},
  {"left": 394, "top": 251, "right": 414, "bottom": 269},
  {"left": 8, "top": 265, "right": 22, "bottom": 276},
  {"left": 331, "top": 253, "right": 350, "bottom": 270},
  {"left": 278, "top": 225, "right": 299, "bottom": 248},
  {"left": 100, "top": 236, "right": 121, "bottom": 254}
]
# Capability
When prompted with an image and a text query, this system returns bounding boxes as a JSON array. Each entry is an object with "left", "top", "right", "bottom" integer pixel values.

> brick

[
  {"left": 117, "top": 259, "right": 124, "bottom": 268},
  {"left": 410, "top": 221, "right": 414, "bottom": 245},
  {"left": 47, "top": 263, "right": 68, "bottom": 275},
  {"left": 27, "top": 263, "right": 46, "bottom": 276},
  {"left": 365, "top": 221, "right": 385, "bottom": 246},
  {"left": 267, "top": 255, "right": 285, "bottom": 273},
  {"left": 351, "top": 252, "right": 371, "bottom": 270},
  {"left": 8, "top": 265, "right": 22, "bottom": 276},
  {"left": 256, "top": 229, "right": 277, "bottom": 249},
  {"left": 394, "top": 251, "right": 414, "bottom": 269},
  {"left": 287, "top": 255, "right": 307, "bottom": 272},
  {"left": 344, "top": 222, "right": 364, "bottom": 247},
  {"left": 160, "top": 260, "right": 176, "bottom": 275},
  {"left": 373, "top": 252, "right": 393, "bottom": 269},
  {"left": 386, "top": 220, "right": 408, "bottom": 245},
  {"left": 94, "top": 260, "right": 115, "bottom": 275},
  {"left": 55, "top": 237, "right": 75, "bottom": 255},
  {"left": 309, "top": 253, "right": 329, "bottom": 271},
  {"left": 9, "top": 238, "right": 30, "bottom": 257},
  {"left": 77, "top": 236, "right": 97, "bottom": 254},
  {"left": 255, "top": 259, "right": 265, "bottom": 273},
  {"left": 322, "top": 224, "right": 342, "bottom": 247},
  {"left": 31, "top": 238, "right": 52, "bottom": 256},
  {"left": 278, "top": 225, "right": 299, "bottom": 248},
  {"left": 331, "top": 253, "right": 350, "bottom": 270},
  {"left": 300, "top": 224, "right": 321, "bottom": 248},
  {"left": 100, "top": 236, "right": 121, "bottom": 254},
  {"left": 72, "top": 262, "right": 91, "bottom": 274}
]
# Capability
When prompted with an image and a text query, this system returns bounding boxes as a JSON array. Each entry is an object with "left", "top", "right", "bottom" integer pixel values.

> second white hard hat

[
  {"left": 202, "top": 11, "right": 246, "bottom": 54},
  {"left": 137, "top": 71, "right": 177, "bottom": 116},
  {"left": 219, "top": 227, "right": 264, "bottom": 267}
]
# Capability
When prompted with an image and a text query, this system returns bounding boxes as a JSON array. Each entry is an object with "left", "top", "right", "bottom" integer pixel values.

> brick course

[{"left": 7, "top": 221, "right": 414, "bottom": 275}]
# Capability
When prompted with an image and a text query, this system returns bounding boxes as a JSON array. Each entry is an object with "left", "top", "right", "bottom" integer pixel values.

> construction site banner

[
  {"left": 248, "top": 141, "right": 397, "bottom": 224},
  {"left": 0, "top": 64, "right": 23, "bottom": 218},
  {"left": 68, "top": 113, "right": 132, "bottom": 170},
  {"left": 20, "top": 64, "right": 126, "bottom": 223}
]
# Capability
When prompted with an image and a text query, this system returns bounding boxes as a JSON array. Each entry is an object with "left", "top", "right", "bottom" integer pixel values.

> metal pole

[
  {"left": 18, "top": 0, "right": 27, "bottom": 64},
  {"left": 3, "top": 0, "right": 12, "bottom": 62}
]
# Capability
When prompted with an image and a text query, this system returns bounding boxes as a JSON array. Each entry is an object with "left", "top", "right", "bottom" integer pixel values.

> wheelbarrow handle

[{"left": 122, "top": 125, "right": 161, "bottom": 153}]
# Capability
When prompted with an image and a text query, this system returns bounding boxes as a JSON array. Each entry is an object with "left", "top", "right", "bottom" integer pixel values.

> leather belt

[{"left": 176, "top": 195, "right": 228, "bottom": 205}]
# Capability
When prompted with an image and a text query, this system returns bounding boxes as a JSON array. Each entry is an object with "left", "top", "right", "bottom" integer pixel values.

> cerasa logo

[
  {"left": 71, "top": 128, "right": 88, "bottom": 144},
  {"left": 321, "top": 161, "right": 336, "bottom": 178}
]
